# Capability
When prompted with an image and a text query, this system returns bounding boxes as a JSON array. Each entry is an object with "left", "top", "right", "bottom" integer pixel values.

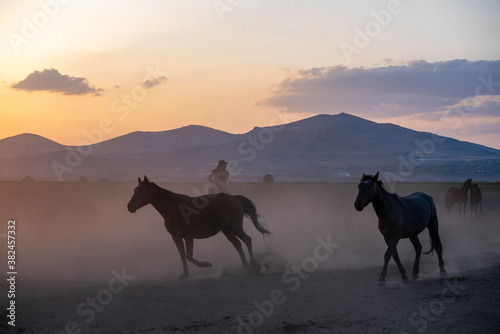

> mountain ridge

[{"left": 1, "top": 113, "right": 499, "bottom": 182}]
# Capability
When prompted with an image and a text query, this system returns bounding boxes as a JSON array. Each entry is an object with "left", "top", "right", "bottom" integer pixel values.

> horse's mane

[
  {"left": 149, "top": 182, "right": 192, "bottom": 200},
  {"left": 463, "top": 179, "right": 472, "bottom": 188},
  {"left": 360, "top": 174, "right": 398, "bottom": 197}
]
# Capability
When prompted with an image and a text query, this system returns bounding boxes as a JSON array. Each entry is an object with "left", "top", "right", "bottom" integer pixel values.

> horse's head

[
  {"left": 464, "top": 178, "right": 472, "bottom": 189},
  {"left": 127, "top": 176, "right": 154, "bottom": 213},
  {"left": 354, "top": 172, "right": 379, "bottom": 211}
]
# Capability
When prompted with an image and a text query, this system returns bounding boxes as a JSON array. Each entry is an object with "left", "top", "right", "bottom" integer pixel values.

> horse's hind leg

[
  {"left": 429, "top": 228, "right": 446, "bottom": 277},
  {"left": 221, "top": 227, "right": 250, "bottom": 269},
  {"left": 436, "top": 241, "right": 446, "bottom": 277},
  {"left": 409, "top": 235, "right": 422, "bottom": 280},
  {"left": 429, "top": 202, "right": 446, "bottom": 277},
  {"left": 185, "top": 237, "right": 212, "bottom": 268},
  {"left": 232, "top": 226, "right": 260, "bottom": 272}
]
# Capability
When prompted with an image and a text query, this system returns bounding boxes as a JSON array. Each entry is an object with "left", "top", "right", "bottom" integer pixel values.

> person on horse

[{"left": 208, "top": 160, "right": 230, "bottom": 193}]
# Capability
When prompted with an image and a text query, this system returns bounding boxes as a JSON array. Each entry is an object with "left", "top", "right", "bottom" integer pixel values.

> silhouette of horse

[
  {"left": 127, "top": 176, "right": 270, "bottom": 279},
  {"left": 354, "top": 172, "right": 446, "bottom": 286},
  {"left": 446, "top": 179, "right": 472, "bottom": 216},
  {"left": 470, "top": 183, "right": 483, "bottom": 219}
]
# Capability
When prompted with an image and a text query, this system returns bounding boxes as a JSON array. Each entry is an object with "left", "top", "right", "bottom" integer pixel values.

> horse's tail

[
  {"left": 424, "top": 197, "right": 444, "bottom": 255},
  {"left": 235, "top": 195, "right": 271, "bottom": 238}
]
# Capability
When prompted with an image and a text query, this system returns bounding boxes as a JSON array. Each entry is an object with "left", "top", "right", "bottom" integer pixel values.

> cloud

[
  {"left": 466, "top": 119, "right": 500, "bottom": 136},
  {"left": 447, "top": 97, "right": 500, "bottom": 117},
  {"left": 12, "top": 68, "right": 103, "bottom": 96},
  {"left": 142, "top": 76, "right": 167, "bottom": 89},
  {"left": 258, "top": 59, "right": 500, "bottom": 118}
]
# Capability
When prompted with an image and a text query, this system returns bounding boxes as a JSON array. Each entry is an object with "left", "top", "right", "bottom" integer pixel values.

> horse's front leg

[
  {"left": 185, "top": 237, "right": 212, "bottom": 268},
  {"left": 383, "top": 234, "right": 407, "bottom": 283},
  {"left": 172, "top": 236, "right": 189, "bottom": 280},
  {"left": 379, "top": 237, "right": 401, "bottom": 286}
]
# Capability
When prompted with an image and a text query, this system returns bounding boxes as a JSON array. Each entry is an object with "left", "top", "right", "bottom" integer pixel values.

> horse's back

[
  {"left": 447, "top": 186, "right": 466, "bottom": 202},
  {"left": 446, "top": 187, "right": 456, "bottom": 199},
  {"left": 402, "top": 192, "right": 432, "bottom": 205},
  {"left": 208, "top": 193, "right": 245, "bottom": 218},
  {"left": 400, "top": 192, "right": 434, "bottom": 218},
  {"left": 398, "top": 192, "right": 435, "bottom": 236}
]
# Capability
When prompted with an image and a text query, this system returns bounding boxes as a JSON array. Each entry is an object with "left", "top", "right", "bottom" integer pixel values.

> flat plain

[{"left": 0, "top": 181, "right": 499, "bottom": 333}]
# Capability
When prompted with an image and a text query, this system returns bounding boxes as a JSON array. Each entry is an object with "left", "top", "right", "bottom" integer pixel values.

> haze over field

[
  {"left": 1, "top": 181, "right": 499, "bottom": 332},
  {"left": 1, "top": 181, "right": 499, "bottom": 281}
]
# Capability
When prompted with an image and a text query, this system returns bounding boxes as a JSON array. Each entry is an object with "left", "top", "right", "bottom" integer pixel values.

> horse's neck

[
  {"left": 372, "top": 187, "right": 394, "bottom": 222},
  {"left": 150, "top": 187, "right": 183, "bottom": 218}
]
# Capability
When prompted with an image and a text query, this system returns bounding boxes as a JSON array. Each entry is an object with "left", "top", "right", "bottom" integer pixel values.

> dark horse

[
  {"left": 127, "top": 176, "right": 270, "bottom": 279},
  {"left": 470, "top": 183, "right": 483, "bottom": 219},
  {"left": 446, "top": 179, "right": 472, "bottom": 216},
  {"left": 354, "top": 172, "right": 446, "bottom": 286}
]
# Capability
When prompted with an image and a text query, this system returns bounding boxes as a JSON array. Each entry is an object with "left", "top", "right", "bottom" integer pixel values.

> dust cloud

[{"left": 0, "top": 181, "right": 499, "bottom": 283}]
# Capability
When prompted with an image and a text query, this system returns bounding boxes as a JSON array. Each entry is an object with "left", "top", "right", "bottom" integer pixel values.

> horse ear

[
  {"left": 138, "top": 177, "right": 142, "bottom": 184},
  {"left": 143, "top": 175, "right": 149, "bottom": 184},
  {"left": 374, "top": 171, "right": 379, "bottom": 181}
]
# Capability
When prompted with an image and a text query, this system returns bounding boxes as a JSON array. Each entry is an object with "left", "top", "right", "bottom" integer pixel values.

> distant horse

[
  {"left": 470, "top": 183, "right": 483, "bottom": 219},
  {"left": 354, "top": 172, "right": 446, "bottom": 286},
  {"left": 446, "top": 179, "right": 472, "bottom": 216},
  {"left": 127, "top": 176, "right": 270, "bottom": 279}
]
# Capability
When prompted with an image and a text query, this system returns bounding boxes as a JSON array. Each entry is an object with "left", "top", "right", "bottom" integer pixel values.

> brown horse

[
  {"left": 127, "top": 176, "right": 270, "bottom": 279},
  {"left": 446, "top": 179, "right": 472, "bottom": 216},
  {"left": 470, "top": 183, "right": 483, "bottom": 219}
]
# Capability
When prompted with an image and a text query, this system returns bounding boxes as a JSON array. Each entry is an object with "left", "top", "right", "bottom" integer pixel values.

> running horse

[
  {"left": 127, "top": 176, "right": 270, "bottom": 279},
  {"left": 354, "top": 172, "right": 446, "bottom": 286},
  {"left": 445, "top": 178, "right": 472, "bottom": 216}
]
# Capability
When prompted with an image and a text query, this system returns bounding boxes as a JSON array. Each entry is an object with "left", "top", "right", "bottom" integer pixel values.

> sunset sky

[{"left": 1, "top": 0, "right": 499, "bottom": 148}]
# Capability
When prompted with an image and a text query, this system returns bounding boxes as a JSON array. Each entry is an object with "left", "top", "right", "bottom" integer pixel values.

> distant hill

[
  {"left": 1, "top": 113, "right": 499, "bottom": 182},
  {"left": 92, "top": 125, "right": 238, "bottom": 158},
  {"left": 0, "top": 133, "right": 63, "bottom": 157}
]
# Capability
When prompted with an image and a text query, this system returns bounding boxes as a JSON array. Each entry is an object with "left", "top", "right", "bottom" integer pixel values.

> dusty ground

[{"left": 1, "top": 181, "right": 499, "bottom": 333}]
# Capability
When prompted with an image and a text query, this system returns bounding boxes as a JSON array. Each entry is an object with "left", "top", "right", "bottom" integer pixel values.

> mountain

[
  {"left": 1, "top": 113, "right": 499, "bottom": 182},
  {"left": 0, "top": 133, "right": 64, "bottom": 157},
  {"left": 91, "top": 125, "right": 238, "bottom": 157}
]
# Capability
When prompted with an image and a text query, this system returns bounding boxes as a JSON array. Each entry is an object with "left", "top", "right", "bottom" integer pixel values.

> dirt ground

[{"left": 1, "top": 181, "right": 499, "bottom": 333}]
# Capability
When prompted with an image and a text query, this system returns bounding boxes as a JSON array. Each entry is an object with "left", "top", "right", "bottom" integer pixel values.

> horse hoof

[
  {"left": 252, "top": 264, "right": 261, "bottom": 273},
  {"left": 200, "top": 261, "right": 212, "bottom": 268},
  {"left": 251, "top": 261, "right": 261, "bottom": 273},
  {"left": 378, "top": 281, "right": 386, "bottom": 287},
  {"left": 177, "top": 274, "right": 188, "bottom": 280},
  {"left": 402, "top": 279, "right": 409, "bottom": 284},
  {"left": 440, "top": 271, "right": 447, "bottom": 278},
  {"left": 412, "top": 274, "right": 419, "bottom": 281}
]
